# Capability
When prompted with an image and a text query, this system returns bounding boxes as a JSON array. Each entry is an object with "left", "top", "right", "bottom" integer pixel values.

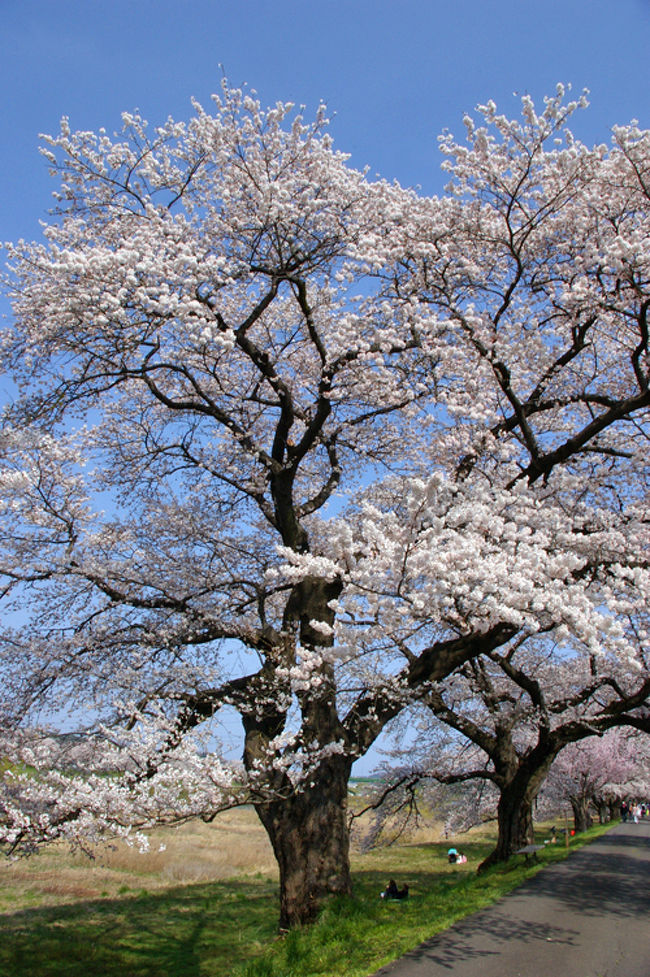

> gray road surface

[{"left": 368, "top": 821, "right": 650, "bottom": 977}]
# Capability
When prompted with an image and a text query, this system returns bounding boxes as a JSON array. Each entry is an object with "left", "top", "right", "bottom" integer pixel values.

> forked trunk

[
  {"left": 479, "top": 757, "right": 554, "bottom": 872},
  {"left": 595, "top": 799, "right": 610, "bottom": 823},
  {"left": 243, "top": 574, "right": 351, "bottom": 929},
  {"left": 255, "top": 753, "right": 353, "bottom": 930},
  {"left": 570, "top": 795, "right": 593, "bottom": 833},
  {"left": 479, "top": 789, "right": 535, "bottom": 871}
]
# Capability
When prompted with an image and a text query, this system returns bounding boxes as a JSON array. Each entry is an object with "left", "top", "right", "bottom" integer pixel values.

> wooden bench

[{"left": 515, "top": 844, "right": 545, "bottom": 864}]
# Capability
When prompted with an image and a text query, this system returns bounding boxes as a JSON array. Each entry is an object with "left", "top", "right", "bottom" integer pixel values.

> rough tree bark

[
  {"left": 479, "top": 759, "right": 553, "bottom": 871},
  {"left": 479, "top": 789, "right": 535, "bottom": 871},
  {"left": 255, "top": 754, "right": 353, "bottom": 929},
  {"left": 593, "top": 797, "right": 612, "bottom": 823},
  {"left": 570, "top": 795, "right": 593, "bottom": 833},
  {"left": 234, "top": 573, "right": 355, "bottom": 929}
]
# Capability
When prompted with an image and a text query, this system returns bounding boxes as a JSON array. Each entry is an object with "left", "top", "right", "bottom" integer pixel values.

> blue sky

[
  {"left": 2, "top": 0, "right": 650, "bottom": 773},
  {"left": 2, "top": 0, "right": 650, "bottom": 247}
]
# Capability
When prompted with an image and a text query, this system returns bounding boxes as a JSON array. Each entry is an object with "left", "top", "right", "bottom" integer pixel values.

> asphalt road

[{"left": 368, "top": 821, "right": 650, "bottom": 977}]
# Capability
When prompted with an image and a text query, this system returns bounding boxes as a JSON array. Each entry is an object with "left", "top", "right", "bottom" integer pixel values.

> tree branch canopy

[{"left": 1, "top": 82, "right": 648, "bottom": 927}]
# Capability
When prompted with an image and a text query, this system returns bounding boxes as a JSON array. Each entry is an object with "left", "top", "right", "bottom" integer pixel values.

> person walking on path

[{"left": 368, "top": 821, "right": 650, "bottom": 977}]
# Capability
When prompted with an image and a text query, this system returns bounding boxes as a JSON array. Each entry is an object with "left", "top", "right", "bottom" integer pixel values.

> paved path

[{"left": 369, "top": 821, "right": 650, "bottom": 977}]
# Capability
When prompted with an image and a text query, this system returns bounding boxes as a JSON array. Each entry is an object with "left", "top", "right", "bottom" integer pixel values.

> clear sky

[
  {"left": 2, "top": 0, "right": 650, "bottom": 246},
  {"left": 2, "top": 0, "right": 650, "bottom": 773}
]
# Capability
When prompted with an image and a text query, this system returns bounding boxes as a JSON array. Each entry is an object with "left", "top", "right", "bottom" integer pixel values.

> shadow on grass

[
  {"left": 0, "top": 827, "right": 616, "bottom": 977},
  {"left": 0, "top": 850, "right": 508, "bottom": 977},
  {"left": 366, "top": 823, "right": 650, "bottom": 975},
  {"left": 0, "top": 878, "right": 279, "bottom": 977}
]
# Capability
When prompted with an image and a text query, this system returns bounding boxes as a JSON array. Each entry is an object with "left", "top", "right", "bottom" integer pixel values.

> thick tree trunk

[
  {"left": 240, "top": 568, "right": 351, "bottom": 929},
  {"left": 255, "top": 753, "right": 353, "bottom": 929},
  {"left": 479, "top": 755, "right": 555, "bottom": 872},
  {"left": 570, "top": 795, "right": 593, "bottom": 833},
  {"left": 594, "top": 797, "right": 610, "bottom": 823},
  {"left": 479, "top": 788, "right": 535, "bottom": 871}
]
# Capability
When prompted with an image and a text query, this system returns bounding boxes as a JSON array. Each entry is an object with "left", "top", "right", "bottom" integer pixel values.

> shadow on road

[
  {"left": 508, "top": 824, "right": 650, "bottom": 919},
  {"left": 372, "top": 822, "right": 650, "bottom": 976},
  {"left": 402, "top": 912, "right": 581, "bottom": 971}
]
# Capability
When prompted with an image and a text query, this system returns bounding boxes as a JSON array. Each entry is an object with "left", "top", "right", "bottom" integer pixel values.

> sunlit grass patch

[{"left": 0, "top": 812, "right": 614, "bottom": 977}]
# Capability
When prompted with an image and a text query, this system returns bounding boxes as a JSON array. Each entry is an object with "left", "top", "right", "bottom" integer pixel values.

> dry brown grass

[
  {"left": 0, "top": 799, "right": 492, "bottom": 916},
  {"left": 0, "top": 807, "right": 278, "bottom": 913}
]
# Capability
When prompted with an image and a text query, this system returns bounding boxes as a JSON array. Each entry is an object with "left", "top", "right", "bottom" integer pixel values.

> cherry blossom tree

[
  {"left": 543, "top": 728, "right": 650, "bottom": 829},
  {"left": 360, "top": 635, "right": 649, "bottom": 867},
  {"left": 1, "top": 83, "right": 649, "bottom": 927}
]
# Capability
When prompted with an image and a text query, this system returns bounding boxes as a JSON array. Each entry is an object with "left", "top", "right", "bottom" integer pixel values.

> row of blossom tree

[
  {"left": 356, "top": 652, "right": 649, "bottom": 868},
  {"left": 542, "top": 729, "right": 650, "bottom": 831},
  {"left": 1, "top": 82, "right": 648, "bottom": 929}
]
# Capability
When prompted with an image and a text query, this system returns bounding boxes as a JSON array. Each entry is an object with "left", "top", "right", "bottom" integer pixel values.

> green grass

[
  {"left": 0, "top": 878, "right": 279, "bottom": 977},
  {"left": 0, "top": 822, "right": 613, "bottom": 977}
]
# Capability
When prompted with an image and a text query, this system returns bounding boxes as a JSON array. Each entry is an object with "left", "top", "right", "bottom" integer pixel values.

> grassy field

[{"left": 0, "top": 806, "right": 613, "bottom": 977}]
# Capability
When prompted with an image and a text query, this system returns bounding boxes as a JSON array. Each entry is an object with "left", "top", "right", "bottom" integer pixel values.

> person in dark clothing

[
  {"left": 382, "top": 879, "right": 399, "bottom": 899},
  {"left": 381, "top": 879, "right": 409, "bottom": 900}
]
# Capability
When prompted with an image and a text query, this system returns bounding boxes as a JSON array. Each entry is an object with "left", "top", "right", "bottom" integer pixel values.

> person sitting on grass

[{"left": 381, "top": 879, "right": 409, "bottom": 900}]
